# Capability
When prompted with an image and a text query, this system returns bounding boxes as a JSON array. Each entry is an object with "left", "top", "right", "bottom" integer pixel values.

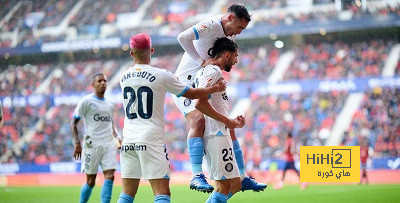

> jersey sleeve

[
  {"left": 162, "top": 70, "right": 189, "bottom": 97},
  {"left": 192, "top": 18, "right": 220, "bottom": 40},
  {"left": 73, "top": 99, "right": 86, "bottom": 120},
  {"left": 197, "top": 65, "right": 222, "bottom": 88}
]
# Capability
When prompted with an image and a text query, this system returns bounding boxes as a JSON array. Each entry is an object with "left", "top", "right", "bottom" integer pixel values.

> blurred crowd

[
  {"left": 346, "top": 87, "right": 400, "bottom": 157},
  {"left": 1, "top": 0, "right": 400, "bottom": 48},
  {"left": 1, "top": 37, "right": 399, "bottom": 165},
  {"left": 284, "top": 40, "right": 393, "bottom": 80}
]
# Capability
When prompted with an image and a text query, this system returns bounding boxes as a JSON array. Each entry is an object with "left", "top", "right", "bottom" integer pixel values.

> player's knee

[
  {"left": 105, "top": 174, "right": 115, "bottom": 181},
  {"left": 87, "top": 179, "right": 96, "bottom": 187}
]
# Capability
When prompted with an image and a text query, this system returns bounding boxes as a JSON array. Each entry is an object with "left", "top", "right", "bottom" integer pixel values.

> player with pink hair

[{"left": 117, "top": 33, "right": 231, "bottom": 203}]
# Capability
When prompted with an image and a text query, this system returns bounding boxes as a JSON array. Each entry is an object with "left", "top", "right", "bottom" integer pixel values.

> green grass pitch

[{"left": 0, "top": 184, "right": 399, "bottom": 202}]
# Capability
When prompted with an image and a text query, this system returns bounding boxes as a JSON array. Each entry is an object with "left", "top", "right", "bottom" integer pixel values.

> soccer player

[
  {"left": 117, "top": 33, "right": 227, "bottom": 203},
  {"left": 71, "top": 73, "right": 121, "bottom": 203},
  {"left": 194, "top": 37, "right": 247, "bottom": 202},
  {"left": 173, "top": 3, "right": 266, "bottom": 193},
  {"left": 275, "top": 132, "right": 307, "bottom": 190},
  {"left": 360, "top": 137, "right": 370, "bottom": 185}
]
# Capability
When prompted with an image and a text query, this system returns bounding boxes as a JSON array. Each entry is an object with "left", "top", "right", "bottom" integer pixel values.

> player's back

[
  {"left": 175, "top": 15, "right": 227, "bottom": 83},
  {"left": 120, "top": 64, "right": 187, "bottom": 146}
]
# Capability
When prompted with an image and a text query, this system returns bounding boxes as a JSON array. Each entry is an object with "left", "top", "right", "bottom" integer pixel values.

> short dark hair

[
  {"left": 92, "top": 73, "right": 105, "bottom": 80},
  {"left": 228, "top": 4, "right": 251, "bottom": 22},
  {"left": 207, "top": 38, "right": 238, "bottom": 58}
]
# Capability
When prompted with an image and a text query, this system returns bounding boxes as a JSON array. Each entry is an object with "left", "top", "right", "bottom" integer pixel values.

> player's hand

[
  {"left": 116, "top": 137, "right": 123, "bottom": 150},
  {"left": 73, "top": 143, "right": 82, "bottom": 160},
  {"left": 234, "top": 115, "right": 245, "bottom": 128},
  {"left": 215, "top": 78, "right": 227, "bottom": 92},
  {"left": 224, "top": 118, "right": 239, "bottom": 129}
]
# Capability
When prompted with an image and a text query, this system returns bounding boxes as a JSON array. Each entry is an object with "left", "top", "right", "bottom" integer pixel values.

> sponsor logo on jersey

[
  {"left": 184, "top": 99, "right": 191, "bottom": 107},
  {"left": 121, "top": 144, "right": 147, "bottom": 152},
  {"left": 198, "top": 24, "right": 208, "bottom": 33},
  {"left": 93, "top": 114, "right": 112, "bottom": 122},
  {"left": 225, "top": 163, "right": 233, "bottom": 172}
]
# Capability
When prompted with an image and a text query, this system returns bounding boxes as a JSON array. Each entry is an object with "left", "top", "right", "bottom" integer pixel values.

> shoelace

[{"left": 195, "top": 174, "right": 209, "bottom": 184}]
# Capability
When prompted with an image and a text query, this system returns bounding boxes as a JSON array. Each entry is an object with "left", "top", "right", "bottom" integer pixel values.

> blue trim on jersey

[
  {"left": 177, "top": 86, "right": 189, "bottom": 98},
  {"left": 192, "top": 26, "right": 199, "bottom": 40},
  {"left": 208, "top": 95, "right": 212, "bottom": 99},
  {"left": 221, "top": 176, "right": 227, "bottom": 180},
  {"left": 73, "top": 115, "right": 81, "bottom": 120},
  {"left": 93, "top": 94, "right": 105, "bottom": 100},
  {"left": 216, "top": 131, "right": 224, "bottom": 136}
]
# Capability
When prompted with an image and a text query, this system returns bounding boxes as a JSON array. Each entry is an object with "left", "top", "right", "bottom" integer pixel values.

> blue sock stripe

[
  {"left": 211, "top": 192, "right": 228, "bottom": 203},
  {"left": 101, "top": 179, "right": 114, "bottom": 203},
  {"left": 154, "top": 195, "right": 170, "bottom": 203},
  {"left": 80, "top": 183, "right": 93, "bottom": 203},
  {"left": 187, "top": 137, "right": 204, "bottom": 174},
  {"left": 117, "top": 193, "right": 134, "bottom": 203},
  {"left": 233, "top": 140, "right": 245, "bottom": 176},
  {"left": 104, "top": 179, "right": 113, "bottom": 184}
]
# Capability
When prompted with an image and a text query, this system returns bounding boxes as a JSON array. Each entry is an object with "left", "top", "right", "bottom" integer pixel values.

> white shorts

[
  {"left": 120, "top": 143, "right": 170, "bottom": 180},
  {"left": 204, "top": 133, "right": 240, "bottom": 180},
  {"left": 81, "top": 145, "right": 117, "bottom": 174},
  {"left": 172, "top": 94, "right": 196, "bottom": 116}
]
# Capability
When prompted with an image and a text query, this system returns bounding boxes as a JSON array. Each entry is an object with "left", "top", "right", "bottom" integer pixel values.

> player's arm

[
  {"left": 177, "top": 26, "right": 204, "bottom": 66},
  {"left": 112, "top": 123, "right": 122, "bottom": 149},
  {"left": 70, "top": 117, "right": 82, "bottom": 160},
  {"left": 194, "top": 96, "right": 240, "bottom": 129},
  {"left": 165, "top": 70, "right": 225, "bottom": 99},
  {"left": 181, "top": 78, "right": 226, "bottom": 99}
]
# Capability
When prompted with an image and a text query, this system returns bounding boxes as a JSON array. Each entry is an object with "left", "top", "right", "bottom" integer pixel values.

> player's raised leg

[
  {"left": 230, "top": 129, "right": 267, "bottom": 192},
  {"left": 186, "top": 109, "right": 214, "bottom": 193}
]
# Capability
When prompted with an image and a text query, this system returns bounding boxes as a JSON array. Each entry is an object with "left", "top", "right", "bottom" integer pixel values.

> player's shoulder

[
  {"left": 76, "top": 93, "right": 94, "bottom": 107},
  {"left": 204, "top": 64, "right": 221, "bottom": 74},
  {"left": 156, "top": 67, "right": 174, "bottom": 77},
  {"left": 104, "top": 96, "right": 115, "bottom": 105},
  {"left": 196, "top": 15, "right": 222, "bottom": 28},
  {"left": 80, "top": 93, "right": 94, "bottom": 102}
]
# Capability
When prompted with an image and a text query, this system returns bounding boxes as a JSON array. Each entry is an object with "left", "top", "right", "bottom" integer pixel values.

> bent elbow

[
  {"left": 177, "top": 32, "right": 184, "bottom": 44},
  {"left": 194, "top": 100, "right": 201, "bottom": 110}
]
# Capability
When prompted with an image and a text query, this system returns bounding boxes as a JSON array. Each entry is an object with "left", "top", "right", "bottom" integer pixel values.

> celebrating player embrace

[
  {"left": 173, "top": 3, "right": 267, "bottom": 193},
  {"left": 117, "top": 33, "right": 227, "bottom": 203}
]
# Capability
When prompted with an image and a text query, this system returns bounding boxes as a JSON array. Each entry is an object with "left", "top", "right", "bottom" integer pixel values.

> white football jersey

[
  {"left": 195, "top": 65, "right": 229, "bottom": 136},
  {"left": 175, "top": 15, "right": 229, "bottom": 84},
  {"left": 73, "top": 93, "right": 115, "bottom": 146},
  {"left": 120, "top": 64, "right": 189, "bottom": 146}
]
